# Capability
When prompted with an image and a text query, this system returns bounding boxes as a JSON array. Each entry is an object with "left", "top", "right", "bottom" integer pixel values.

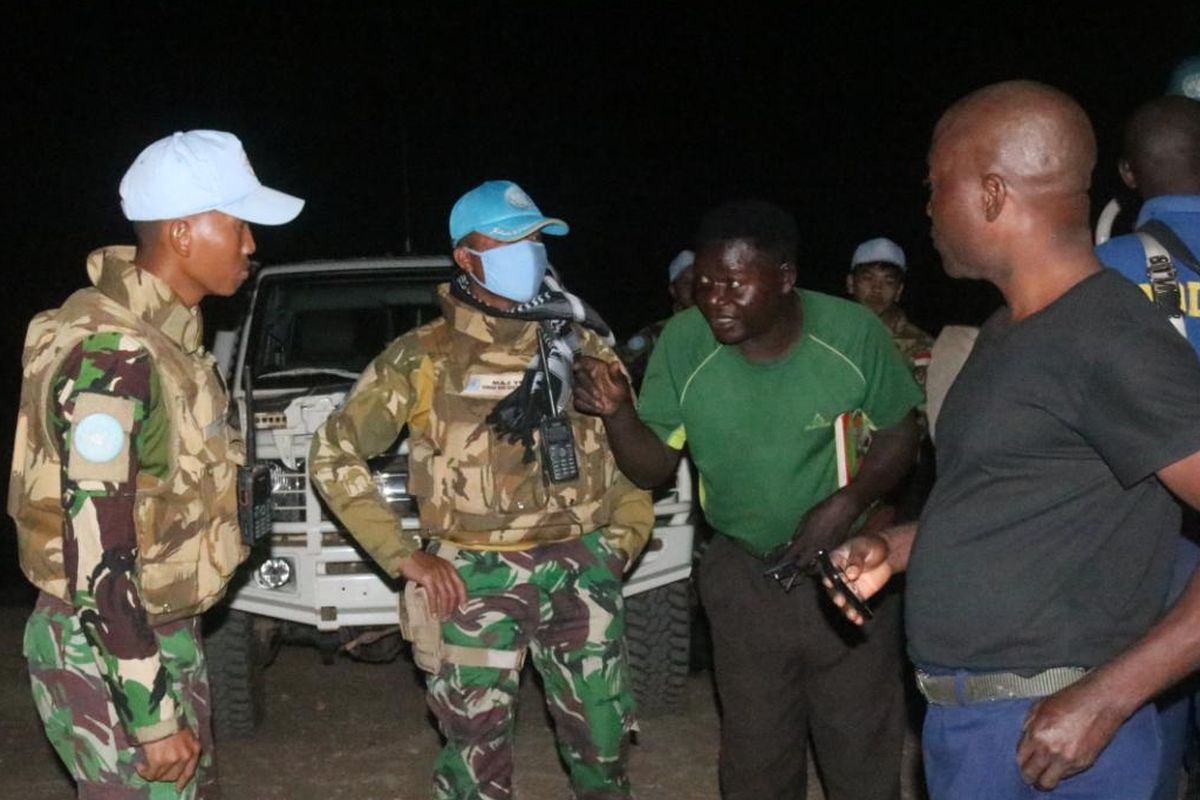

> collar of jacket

[
  {"left": 85, "top": 246, "right": 203, "bottom": 353},
  {"left": 878, "top": 305, "right": 909, "bottom": 334},
  {"left": 436, "top": 282, "right": 539, "bottom": 349},
  {"left": 1136, "top": 194, "right": 1200, "bottom": 227}
]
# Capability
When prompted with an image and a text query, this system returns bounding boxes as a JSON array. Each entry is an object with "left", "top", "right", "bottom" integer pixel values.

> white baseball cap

[
  {"left": 667, "top": 249, "right": 695, "bottom": 283},
  {"left": 850, "top": 237, "right": 906, "bottom": 271},
  {"left": 119, "top": 130, "right": 304, "bottom": 225}
]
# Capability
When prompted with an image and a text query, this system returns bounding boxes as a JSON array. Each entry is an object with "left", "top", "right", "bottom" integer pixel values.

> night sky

[{"left": 2, "top": 4, "right": 1199, "bottom": 589}]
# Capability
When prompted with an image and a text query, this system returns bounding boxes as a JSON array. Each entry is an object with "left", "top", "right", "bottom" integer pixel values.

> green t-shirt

[{"left": 637, "top": 290, "right": 923, "bottom": 556}]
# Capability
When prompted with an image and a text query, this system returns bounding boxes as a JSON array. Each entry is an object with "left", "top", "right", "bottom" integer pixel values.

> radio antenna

[{"left": 400, "top": 122, "right": 413, "bottom": 255}]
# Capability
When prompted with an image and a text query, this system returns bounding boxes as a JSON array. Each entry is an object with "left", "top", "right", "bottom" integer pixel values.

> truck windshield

[{"left": 249, "top": 270, "right": 446, "bottom": 382}]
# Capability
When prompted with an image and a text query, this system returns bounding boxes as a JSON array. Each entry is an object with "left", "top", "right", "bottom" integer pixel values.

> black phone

[
  {"left": 813, "top": 549, "right": 873, "bottom": 620},
  {"left": 237, "top": 463, "right": 272, "bottom": 546},
  {"left": 539, "top": 415, "right": 580, "bottom": 483}
]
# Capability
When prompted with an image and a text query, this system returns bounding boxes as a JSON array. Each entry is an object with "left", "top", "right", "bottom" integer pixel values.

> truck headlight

[{"left": 254, "top": 557, "right": 294, "bottom": 590}]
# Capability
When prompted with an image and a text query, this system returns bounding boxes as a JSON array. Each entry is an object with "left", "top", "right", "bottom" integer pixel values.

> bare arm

[
  {"left": 572, "top": 356, "right": 681, "bottom": 488},
  {"left": 842, "top": 411, "right": 922, "bottom": 514},
  {"left": 1016, "top": 448, "right": 1200, "bottom": 789},
  {"left": 781, "top": 411, "right": 921, "bottom": 568}
]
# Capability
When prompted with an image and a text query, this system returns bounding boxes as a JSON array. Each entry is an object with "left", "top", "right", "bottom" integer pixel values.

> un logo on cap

[{"left": 504, "top": 185, "right": 534, "bottom": 210}]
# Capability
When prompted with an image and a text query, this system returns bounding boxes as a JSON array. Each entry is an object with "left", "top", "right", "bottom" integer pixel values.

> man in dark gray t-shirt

[
  {"left": 908, "top": 268, "right": 1199, "bottom": 671},
  {"left": 825, "top": 81, "right": 1200, "bottom": 800}
]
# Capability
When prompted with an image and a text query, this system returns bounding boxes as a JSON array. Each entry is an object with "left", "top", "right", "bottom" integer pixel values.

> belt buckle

[{"left": 915, "top": 670, "right": 959, "bottom": 705}]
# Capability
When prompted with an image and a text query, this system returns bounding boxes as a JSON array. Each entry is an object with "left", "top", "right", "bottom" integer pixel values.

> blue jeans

[
  {"left": 1153, "top": 534, "right": 1200, "bottom": 800},
  {"left": 921, "top": 687, "right": 1162, "bottom": 799}
]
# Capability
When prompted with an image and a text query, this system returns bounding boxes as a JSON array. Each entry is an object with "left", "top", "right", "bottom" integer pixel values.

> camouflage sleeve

[
  {"left": 52, "top": 332, "right": 180, "bottom": 744},
  {"left": 579, "top": 330, "right": 655, "bottom": 562},
  {"left": 602, "top": 471, "right": 655, "bottom": 564},
  {"left": 308, "top": 337, "right": 425, "bottom": 577}
]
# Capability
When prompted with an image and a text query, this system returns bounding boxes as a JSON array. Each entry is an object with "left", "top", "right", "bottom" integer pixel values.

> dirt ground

[{"left": 0, "top": 601, "right": 926, "bottom": 799}]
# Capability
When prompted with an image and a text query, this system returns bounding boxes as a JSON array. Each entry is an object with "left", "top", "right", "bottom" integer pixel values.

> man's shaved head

[
  {"left": 926, "top": 81, "right": 1097, "bottom": 284},
  {"left": 1120, "top": 95, "right": 1200, "bottom": 197},
  {"left": 934, "top": 80, "right": 1095, "bottom": 206}
]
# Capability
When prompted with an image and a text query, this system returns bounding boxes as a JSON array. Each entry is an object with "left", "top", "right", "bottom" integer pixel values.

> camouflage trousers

[
  {"left": 427, "top": 530, "right": 638, "bottom": 800},
  {"left": 23, "top": 592, "right": 218, "bottom": 799}
]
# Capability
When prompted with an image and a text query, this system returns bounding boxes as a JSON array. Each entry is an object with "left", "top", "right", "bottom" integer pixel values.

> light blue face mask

[{"left": 466, "top": 240, "right": 548, "bottom": 303}]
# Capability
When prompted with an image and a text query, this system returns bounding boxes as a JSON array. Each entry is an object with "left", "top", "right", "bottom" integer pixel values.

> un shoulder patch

[
  {"left": 75, "top": 413, "right": 124, "bottom": 462},
  {"left": 67, "top": 393, "right": 136, "bottom": 483}
]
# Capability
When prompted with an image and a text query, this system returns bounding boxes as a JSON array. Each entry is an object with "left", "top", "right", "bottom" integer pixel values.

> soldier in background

[
  {"left": 847, "top": 237, "right": 937, "bottom": 523},
  {"left": 617, "top": 248, "right": 695, "bottom": 389},
  {"left": 9, "top": 130, "right": 303, "bottom": 798},
  {"left": 846, "top": 237, "right": 934, "bottom": 387},
  {"left": 309, "top": 180, "right": 653, "bottom": 800},
  {"left": 1095, "top": 93, "right": 1200, "bottom": 800}
]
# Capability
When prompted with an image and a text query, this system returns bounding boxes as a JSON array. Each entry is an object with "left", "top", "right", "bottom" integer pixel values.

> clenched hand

[
  {"left": 400, "top": 551, "right": 468, "bottom": 618},
  {"left": 1016, "top": 675, "right": 1129, "bottom": 790},
  {"left": 779, "top": 492, "right": 863, "bottom": 573},
  {"left": 137, "top": 727, "right": 202, "bottom": 791},
  {"left": 572, "top": 356, "right": 631, "bottom": 417},
  {"left": 824, "top": 534, "right": 896, "bottom": 626}
]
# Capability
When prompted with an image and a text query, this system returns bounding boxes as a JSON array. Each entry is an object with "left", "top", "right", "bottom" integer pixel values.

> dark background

[{"left": 3, "top": 3, "right": 1199, "bottom": 596}]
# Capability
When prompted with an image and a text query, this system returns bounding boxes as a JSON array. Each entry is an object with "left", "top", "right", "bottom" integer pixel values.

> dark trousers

[{"left": 698, "top": 533, "right": 906, "bottom": 800}]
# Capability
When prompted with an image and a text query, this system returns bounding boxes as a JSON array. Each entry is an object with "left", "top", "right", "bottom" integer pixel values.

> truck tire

[
  {"left": 624, "top": 579, "right": 690, "bottom": 714},
  {"left": 203, "top": 607, "right": 265, "bottom": 740}
]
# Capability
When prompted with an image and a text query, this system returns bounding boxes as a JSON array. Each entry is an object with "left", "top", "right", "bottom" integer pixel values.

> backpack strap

[
  {"left": 1135, "top": 227, "right": 1188, "bottom": 339},
  {"left": 1139, "top": 219, "right": 1200, "bottom": 274}
]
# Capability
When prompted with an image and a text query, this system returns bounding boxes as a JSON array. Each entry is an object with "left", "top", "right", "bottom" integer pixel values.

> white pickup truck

[{"left": 205, "top": 256, "right": 697, "bottom": 737}]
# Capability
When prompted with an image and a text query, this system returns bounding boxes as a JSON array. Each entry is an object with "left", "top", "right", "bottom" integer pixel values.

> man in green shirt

[{"left": 574, "top": 199, "right": 921, "bottom": 800}]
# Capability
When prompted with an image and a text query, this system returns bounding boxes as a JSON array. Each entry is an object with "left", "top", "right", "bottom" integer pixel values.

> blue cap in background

[{"left": 1167, "top": 54, "right": 1200, "bottom": 100}]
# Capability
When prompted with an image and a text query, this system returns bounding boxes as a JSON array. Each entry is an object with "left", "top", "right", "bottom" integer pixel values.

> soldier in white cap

[
  {"left": 847, "top": 237, "right": 934, "bottom": 387},
  {"left": 616, "top": 248, "right": 696, "bottom": 390},
  {"left": 10, "top": 130, "right": 302, "bottom": 798}
]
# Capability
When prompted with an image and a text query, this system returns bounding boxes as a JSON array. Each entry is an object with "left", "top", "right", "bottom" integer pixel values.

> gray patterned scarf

[{"left": 450, "top": 271, "right": 614, "bottom": 460}]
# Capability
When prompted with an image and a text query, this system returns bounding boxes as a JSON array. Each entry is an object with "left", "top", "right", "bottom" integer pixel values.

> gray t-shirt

[{"left": 907, "top": 269, "right": 1200, "bottom": 671}]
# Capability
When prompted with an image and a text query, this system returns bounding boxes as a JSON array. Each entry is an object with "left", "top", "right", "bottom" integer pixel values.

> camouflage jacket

[
  {"left": 880, "top": 307, "right": 934, "bottom": 388},
  {"left": 309, "top": 284, "right": 654, "bottom": 577},
  {"left": 8, "top": 246, "right": 247, "bottom": 741}
]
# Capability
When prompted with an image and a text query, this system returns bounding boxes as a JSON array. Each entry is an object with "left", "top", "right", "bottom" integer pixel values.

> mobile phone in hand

[{"left": 813, "top": 549, "right": 874, "bottom": 620}]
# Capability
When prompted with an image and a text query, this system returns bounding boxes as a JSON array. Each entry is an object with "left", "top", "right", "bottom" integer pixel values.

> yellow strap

[{"left": 442, "top": 643, "right": 525, "bottom": 671}]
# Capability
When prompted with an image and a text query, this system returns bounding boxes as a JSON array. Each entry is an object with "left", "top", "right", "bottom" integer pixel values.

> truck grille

[
  {"left": 266, "top": 459, "right": 415, "bottom": 523},
  {"left": 269, "top": 462, "right": 310, "bottom": 522}
]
